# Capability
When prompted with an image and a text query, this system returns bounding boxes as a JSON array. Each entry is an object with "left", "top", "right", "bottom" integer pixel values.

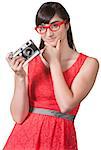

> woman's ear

[{"left": 65, "top": 22, "right": 70, "bottom": 31}]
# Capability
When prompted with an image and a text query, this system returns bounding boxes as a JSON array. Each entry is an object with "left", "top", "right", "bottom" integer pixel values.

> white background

[{"left": 0, "top": 0, "right": 101, "bottom": 149}]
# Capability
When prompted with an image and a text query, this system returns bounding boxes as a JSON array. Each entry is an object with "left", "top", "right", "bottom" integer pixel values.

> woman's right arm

[{"left": 6, "top": 54, "right": 29, "bottom": 124}]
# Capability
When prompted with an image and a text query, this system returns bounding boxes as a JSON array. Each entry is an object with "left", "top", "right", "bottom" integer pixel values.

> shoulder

[
  {"left": 73, "top": 54, "right": 99, "bottom": 89},
  {"left": 70, "top": 51, "right": 99, "bottom": 73},
  {"left": 87, "top": 56, "right": 99, "bottom": 66},
  {"left": 72, "top": 50, "right": 99, "bottom": 70},
  {"left": 72, "top": 51, "right": 99, "bottom": 83},
  {"left": 81, "top": 54, "right": 99, "bottom": 74}
]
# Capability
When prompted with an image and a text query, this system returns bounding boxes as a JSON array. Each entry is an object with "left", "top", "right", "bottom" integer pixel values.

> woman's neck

[{"left": 60, "top": 39, "right": 75, "bottom": 62}]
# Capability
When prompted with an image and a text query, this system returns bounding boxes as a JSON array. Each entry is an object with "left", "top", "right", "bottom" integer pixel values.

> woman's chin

[
  {"left": 51, "top": 43, "right": 57, "bottom": 47},
  {"left": 47, "top": 41, "right": 57, "bottom": 47}
]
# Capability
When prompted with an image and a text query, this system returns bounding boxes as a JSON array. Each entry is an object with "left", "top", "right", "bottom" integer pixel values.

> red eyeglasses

[{"left": 35, "top": 20, "right": 66, "bottom": 34}]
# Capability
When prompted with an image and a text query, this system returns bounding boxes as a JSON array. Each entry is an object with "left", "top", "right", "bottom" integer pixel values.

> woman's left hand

[{"left": 42, "top": 39, "right": 61, "bottom": 65}]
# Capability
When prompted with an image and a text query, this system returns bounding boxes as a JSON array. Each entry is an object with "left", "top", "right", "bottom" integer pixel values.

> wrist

[
  {"left": 50, "top": 59, "right": 62, "bottom": 71},
  {"left": 50, "top": 58, "right": 60, "bottom": 66},
  {"left": 15, "top": 74, "right": 26, "bottom": 81}
]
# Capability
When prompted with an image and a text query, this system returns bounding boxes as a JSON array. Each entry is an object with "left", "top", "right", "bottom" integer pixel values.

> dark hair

[{"left": 35, "top": 2, "right": 75, "bottom": 49}]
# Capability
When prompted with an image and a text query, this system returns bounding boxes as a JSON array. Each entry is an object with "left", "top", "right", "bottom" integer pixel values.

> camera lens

[
  {"left": 22, "top": 47, "right": 35, "bottom": 59},
  {"left": 24, "top": 48, "right": 32, "bottom": 56}
]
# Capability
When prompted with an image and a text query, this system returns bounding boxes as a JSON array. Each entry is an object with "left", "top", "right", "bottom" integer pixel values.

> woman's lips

[{"left": 46, "top": 38, "right": 56, "bottom": 42}]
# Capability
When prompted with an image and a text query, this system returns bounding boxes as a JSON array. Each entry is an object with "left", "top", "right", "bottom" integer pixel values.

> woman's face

[{"left": 40, "top": 15, "right": 68, "bottom": 47}]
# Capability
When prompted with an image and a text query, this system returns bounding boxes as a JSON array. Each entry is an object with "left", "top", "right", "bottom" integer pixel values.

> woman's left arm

[{"left": 50, "top": 57, "right": 99, "bottom": 113}]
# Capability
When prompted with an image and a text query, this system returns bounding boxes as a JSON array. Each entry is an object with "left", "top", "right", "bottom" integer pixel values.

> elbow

[
  {"left": 13, "top": 115, "right": 28, "bottom": 124},
  {"left": 60, "top": 105, "right": 72, "bottom": 113},
  {"left": 16, "top": 116, "right": 27, "bottom": 124},
  {"left": 10, "top": 110, "right": 29, "bottom": 124},
  {"left": 10, "top": 105, "right": 29, "bottom": 124},
  {"left": 15, "top": 119, "right": 24, "bottom": 125},
  {"left": 12, "top": 115, "right": 26, "bottom": 124}
]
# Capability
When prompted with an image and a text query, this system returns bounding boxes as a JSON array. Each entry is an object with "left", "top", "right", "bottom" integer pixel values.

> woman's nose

[{"left": 46, "top": 28, "right": 54, "bottom": 37}]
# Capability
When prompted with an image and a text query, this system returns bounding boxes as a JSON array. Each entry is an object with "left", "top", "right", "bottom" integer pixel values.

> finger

[
  {"left": 40, "top": 48, "right": 45, "bottom": 55},
  {"left": 6, "top": 52, "right": 13, "bottom": 58},
  {"left": 9, "top": 57, "right": 25, "bottom": 70},
  {"left": 6, "top": 52, "right": 13, "bottom": 62},
  {"left": 13, "top": 59, "right": 25, "bottom": 71},
  {"left": 17, "top": 59, "right": 26, "bottom": 70},
  {"left": 14, "top": 57, "right": 25, "bottom": 67},
  {"left": 11, "top": 56, "right": 24, "bottom": 65},
  {"left": 6, "top": 53, "right": 18, "bottom": 68},
  {"left": 56, "top": 39, "right": 61, "bottom": 50}
]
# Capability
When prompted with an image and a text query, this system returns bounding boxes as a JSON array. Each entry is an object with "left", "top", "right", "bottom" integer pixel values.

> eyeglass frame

[{"left": 35, "top": 20, "right": 67, "bottom": 34}]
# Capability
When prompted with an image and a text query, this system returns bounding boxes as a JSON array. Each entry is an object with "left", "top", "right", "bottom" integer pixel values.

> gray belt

[{"left": 29, "top": 107, "right": 75, "bottom": 122}]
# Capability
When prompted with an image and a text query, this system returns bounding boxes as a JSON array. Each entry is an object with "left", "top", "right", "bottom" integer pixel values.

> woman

[{"left": 4, "top": 2, "right": 99, "bottom": 150}]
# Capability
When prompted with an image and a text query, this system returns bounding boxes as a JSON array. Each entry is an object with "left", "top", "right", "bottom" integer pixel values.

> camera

[{"left": 12, "top": 39, "right": 40, "bottom": 65}]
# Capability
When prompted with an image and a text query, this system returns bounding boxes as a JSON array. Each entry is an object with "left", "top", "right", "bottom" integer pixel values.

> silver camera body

[{"left": 12, "top": 39, "right": 40, "bottom": 65}]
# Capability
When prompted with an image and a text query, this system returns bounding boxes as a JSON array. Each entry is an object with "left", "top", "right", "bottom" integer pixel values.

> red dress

[{"left": 3, "top": 53, "right": 88, "bottom": 150}]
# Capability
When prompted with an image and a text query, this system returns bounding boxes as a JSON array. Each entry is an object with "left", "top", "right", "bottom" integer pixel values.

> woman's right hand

[{"left": 6, "top": 52, "right": 26, "bottom": 78}]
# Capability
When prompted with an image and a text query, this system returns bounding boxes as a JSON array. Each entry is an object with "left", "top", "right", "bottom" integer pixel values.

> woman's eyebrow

[
  {"left": 50, "top": 20, "right": 60, "bottom": 24},
  {"left": 40, "top": 20, "right": 60, "bottom": 26}
]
